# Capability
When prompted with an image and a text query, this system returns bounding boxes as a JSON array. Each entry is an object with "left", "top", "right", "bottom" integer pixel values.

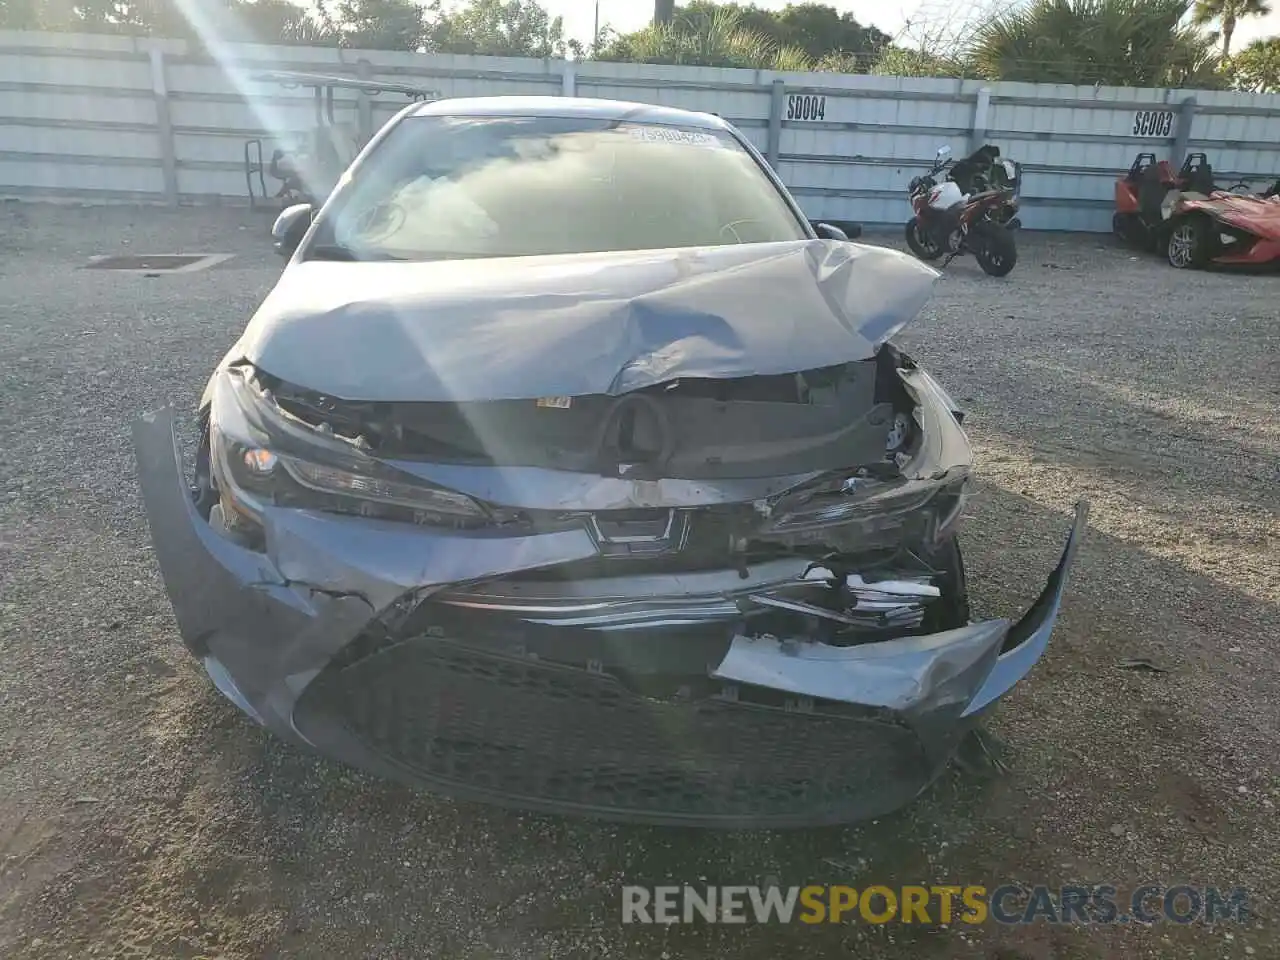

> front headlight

[
  {"left": 759, "top": 364, "right": 972, "bottom": 549},
  {"left": 208, "top": 365, "right": 491, "bottom": 528},
  {"left": 761, "top": 469, "right": 970, "bottom": 549}
]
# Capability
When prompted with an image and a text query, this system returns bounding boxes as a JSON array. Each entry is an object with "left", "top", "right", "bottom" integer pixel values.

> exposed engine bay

[{"left": 202, "top": 341, "right": 972, "bottom": 650}]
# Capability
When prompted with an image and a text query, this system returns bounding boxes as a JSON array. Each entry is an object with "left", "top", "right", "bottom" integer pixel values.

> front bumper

[
  {"left": 135, "top": 408, "right": 1086, "bottom": 828},
  {"left": 1213, "top": 235, "right": 1280, "bottom": 266}
]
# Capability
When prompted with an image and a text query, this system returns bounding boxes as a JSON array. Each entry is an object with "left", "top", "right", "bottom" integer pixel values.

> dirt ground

[{"left": 0, "top": 203, "right": 1277, "bottom": 959}]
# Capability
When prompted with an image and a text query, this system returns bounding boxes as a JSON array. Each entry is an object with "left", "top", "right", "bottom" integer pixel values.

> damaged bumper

[{"left": 135, "top": 407, "right": 1086, "bottom": 828}]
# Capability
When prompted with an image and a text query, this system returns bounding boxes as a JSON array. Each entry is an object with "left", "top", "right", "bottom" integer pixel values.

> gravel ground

[{"left": 0, "top": 203, "right": 1277, "bottom": 960}]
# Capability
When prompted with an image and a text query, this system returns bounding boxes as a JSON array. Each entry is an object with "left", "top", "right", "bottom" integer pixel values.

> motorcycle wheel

[
  {"left": 1112, "top": 212, "right": 1134, "bottom": 244},
  {"left": 974, "top": 225, "right": 1018, "bottom": 277},
  {"left": 905, "top": 217, "right": 944, "bottom": 261}
]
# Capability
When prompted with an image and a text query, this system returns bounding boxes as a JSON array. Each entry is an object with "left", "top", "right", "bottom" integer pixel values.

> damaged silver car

[{"left": 134, "top": 97, "right": 1087, "bottom": 827}]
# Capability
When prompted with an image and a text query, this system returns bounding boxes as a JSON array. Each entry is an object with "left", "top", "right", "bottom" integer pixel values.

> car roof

[{"left": 407, "top": 96, "right": 729, "bottom": 131}]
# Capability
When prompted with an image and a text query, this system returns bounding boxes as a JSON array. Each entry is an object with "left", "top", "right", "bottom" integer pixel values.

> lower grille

[{"left": 294, "top": 636, "right": 940, "bottom": 826}]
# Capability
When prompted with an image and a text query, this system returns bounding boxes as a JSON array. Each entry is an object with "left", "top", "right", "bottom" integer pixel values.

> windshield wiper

[{"left": 306, "top": 242, "right": 405, "bottom": 262}]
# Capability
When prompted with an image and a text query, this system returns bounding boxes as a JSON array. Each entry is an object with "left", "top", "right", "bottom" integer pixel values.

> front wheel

[
  {"left": 192, "top": 413, "right": 218, "bottom": 520},
  {"left": 905, "top": 217, "right": 944, "bottom": 261},
  {"left": 974, "top": 226, "right": 1018, "bottom": 277},
  {"left": 1166, "top": 216, "right": 1209, "bottom": 269}
]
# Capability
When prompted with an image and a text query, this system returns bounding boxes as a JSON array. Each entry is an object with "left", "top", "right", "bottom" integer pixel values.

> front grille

[{"left": 294, "top": 636, "right": 937, "bottom": 826}]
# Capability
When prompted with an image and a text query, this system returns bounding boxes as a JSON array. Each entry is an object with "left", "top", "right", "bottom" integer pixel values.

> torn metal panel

[
  {"left": 262, "top": 505, "right": 601, "bottom": 610},
  {"left": 436, "top": 561, "right": 941, "bottom": 633},
  {"left": 712, "top": 503, "right": 1088, "bottom": 718},
  {"left": 376, "top": 461, "right": 827, "bottom": 511},
  {"left": 713, "top": 621, "right": 1008, "bottom": 713},
  {"left": 132, "top": 408, "right": 379, "bottom": 736},
  {"left": 229, "top": 238, "right": 940, "bottom": 403},
  {"left": 961, "top": 500, "right": 1089, "bottom": 717}
]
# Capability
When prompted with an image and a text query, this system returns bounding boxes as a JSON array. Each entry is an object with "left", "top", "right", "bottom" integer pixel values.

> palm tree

[
  {"left": 968, "top": 0, "right": 1221, "bottom": 87},
  {"left": 604, "top": 7, "right": 814, "bottom": 70},
  {"left": 1228, "top": 35, "right": 1280, "bottom": 89},
  {"left": 1193, "top": 0, "right": 1272, "bottom": 58},
  {"left": 654, "top": 0, "right": 674, "bottom": 26}
]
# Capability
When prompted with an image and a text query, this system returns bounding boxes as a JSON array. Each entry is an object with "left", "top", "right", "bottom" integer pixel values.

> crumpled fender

[{"left": 713, "top": 502, "right": 1088, "bottom": 719}]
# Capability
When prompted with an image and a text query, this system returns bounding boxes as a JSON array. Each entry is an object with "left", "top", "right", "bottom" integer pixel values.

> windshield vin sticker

[{"left": 629, "top": 127, "right": 722, "bottom": 147}]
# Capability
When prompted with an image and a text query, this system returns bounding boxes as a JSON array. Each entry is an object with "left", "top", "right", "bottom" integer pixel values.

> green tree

[
  {"left": 322, "top": 0, "right": 424, "bottom": 49},
  {"left": 1228, "top": 35, "right": 1280, "bottom": 89},
  {"left": 426, "top": 0, "right": 565, "bottom": 57},
  {"left": 1192, "top": 0, "right": 1272, "bottom": 57},
  {"left": 660, "top": 2, "right": 889, "bottom": 68},
  {"left": 66, "top": 0, "right": 149, "bottom": 30},
  {"left": 598, "top": 3, "right": 892, "bottom": 72},
  {"left": 772, "top": 3, "right": 891, "bottom": 62},
  {"left": 968, "top": 0, "right": 1222, "bottom": 87},
  {"left": 871, "top": 46, "right": 963, "bottom": 78},
  {"left": 597, "top": 6, "right": 813, "bottom": 69},
  {"left": 149, "top": 0, "right": 333, "bottom": 43},
  {"left": 0, "top": 0, "right": 52, "bottom": 28},
  {"left": 230, "top": 0, "right": 332, "bottom": 43}
]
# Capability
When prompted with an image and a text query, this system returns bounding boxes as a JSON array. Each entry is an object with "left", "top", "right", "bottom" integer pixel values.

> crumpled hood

[
  {"left": 234, "top": 238, "right": 940, "bottom": 402},
  {"left": 1182, "top": 193, "right": 1280, "bottom": 237}
]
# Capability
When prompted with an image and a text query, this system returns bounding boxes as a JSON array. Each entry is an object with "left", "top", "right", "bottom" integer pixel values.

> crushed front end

[{"left": 135, "top": 348, "right": 1085, "bottom": 828}]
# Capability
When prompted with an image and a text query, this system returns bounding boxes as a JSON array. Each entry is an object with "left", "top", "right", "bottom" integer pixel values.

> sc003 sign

[
  {"left": 786, "top": 93, "right": 827, "bottom": 122},
  {"left": 1133, "top": 109, "right": 1175, "bottom": 137}
]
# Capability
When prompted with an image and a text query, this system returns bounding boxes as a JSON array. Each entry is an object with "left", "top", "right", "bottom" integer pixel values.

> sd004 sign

[{"left": 786, "top": 93, "right": 827, "bottom": 122}]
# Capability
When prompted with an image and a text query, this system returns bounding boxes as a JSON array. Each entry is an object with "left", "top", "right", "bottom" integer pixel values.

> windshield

[{"left": 307, "top": 114, "right": 808, "bottom": 261}]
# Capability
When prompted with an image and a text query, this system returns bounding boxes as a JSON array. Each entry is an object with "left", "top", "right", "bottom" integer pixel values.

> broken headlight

[
  {"left": 759, "top": 365, "right": 973, "bottom": 548},
  {"left": 208, "top": 365, "right": 491, "bottom": 529},
  {"left": 760, "top": 471, "right": 970, "bottom": 549}
]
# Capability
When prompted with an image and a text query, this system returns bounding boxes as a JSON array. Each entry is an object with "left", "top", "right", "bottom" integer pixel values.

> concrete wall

[{"left": 3, "top": 29, "right": 1279, "bottom": 231}]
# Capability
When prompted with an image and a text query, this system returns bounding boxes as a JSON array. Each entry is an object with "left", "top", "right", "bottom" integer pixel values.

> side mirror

[
  {"left": 272, "top": 203, "right": 313, "bottom": 257},
  {"left": 812, "top": 219, "right": 863, "bottom": 241}
]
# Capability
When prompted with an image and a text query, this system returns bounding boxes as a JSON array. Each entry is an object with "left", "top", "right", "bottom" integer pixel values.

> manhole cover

[{"left": 84, "top": 253, "right": 233, "bottom": 274}]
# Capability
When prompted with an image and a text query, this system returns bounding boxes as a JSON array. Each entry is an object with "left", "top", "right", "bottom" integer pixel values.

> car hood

[
  {"left": 1180, "top": 194, "right": 1280, "bottom": 237},
  {"left": 232, "top": 238, "right": 940, "bottom": 403}
]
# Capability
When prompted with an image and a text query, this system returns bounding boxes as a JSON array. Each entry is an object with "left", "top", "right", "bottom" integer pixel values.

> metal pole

[
  {"left": 356, "top": 59, "right": 374, "bottom": 145},
  {"left": 767, "top": 78, "right": 785, "bottom": 170},
  {"left": 970, "top": 87, "right": 991, "bottom": 154},
  {"left": 1172, "top": 95, "right": 1197, "bottom": 169},
  {"left": 148, "top": 47, "right": 179, "bottom": 207}
]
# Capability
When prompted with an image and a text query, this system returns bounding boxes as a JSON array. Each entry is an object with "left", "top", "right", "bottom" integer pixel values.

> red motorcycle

[{"left": 905, "top": 146, "right": 1021, "bottom": 277}]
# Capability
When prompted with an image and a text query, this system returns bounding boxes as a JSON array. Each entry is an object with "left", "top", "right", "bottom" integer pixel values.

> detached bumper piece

[{"left": 135, "top": 409, "right": 1086, "bottom": 828}]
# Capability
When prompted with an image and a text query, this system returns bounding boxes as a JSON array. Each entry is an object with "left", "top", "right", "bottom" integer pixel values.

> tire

[
  {"left": 905, "top": 217, "right": 944, "bottom": 261},
  {"left": 922, "top": 536, "right": 971, "bottom": 631},
  {"left": 974, "top": 225, "right": 1018, "bottom": 277},
  {"left": 192, "top": 413, "right": 218, "bottom": 520},
  {"left": 1113, "top": 212, "right": 1141, "bottom": 247},
  {"left": 1166, "top": 215, "right": 1210, "bottom": 269}
]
